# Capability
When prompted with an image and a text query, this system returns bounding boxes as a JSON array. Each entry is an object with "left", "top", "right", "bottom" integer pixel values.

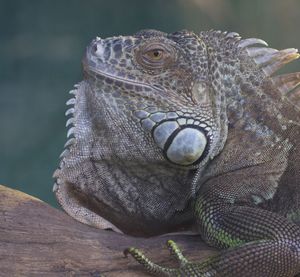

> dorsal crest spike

[
  {"left": 64, "top": 138, "right": 75, "bottom": 148},
  {"left": 238, "top": 38, "right": 269, "bottom": 49},
  {"left": 241, "top": 36, "right": 299, "bottom": 76},
  {"left": 272, "top": 72, "right": 300, "bottom": 94},
  {"left": 65, "top": 108, "right": 74, "bottom": 116},
  {"left": 59, "top": 149, "right": 69, "bottom": 159},
  {"left": 259, "top": 48, "right": 299, "bottom": 76},
  {"left": 247, "top": 47, "right": 278, "bottom": 58},
  {"left": 66, "top": 98, "right": 76, "bottom": 106},
  {"left": 67, "top": 127, "right": 75, "bottom": 138}
]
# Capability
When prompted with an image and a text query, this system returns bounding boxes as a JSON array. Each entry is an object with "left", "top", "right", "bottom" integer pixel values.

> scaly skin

[
  {"left": 125, "top": 191, "right": 300, "bottom": 276},
  {"left": 125, "top": 198, "right": 300, "bottom": 276},
  {"left": 54, "top": 29, "right": 300, "bottom": 276}
]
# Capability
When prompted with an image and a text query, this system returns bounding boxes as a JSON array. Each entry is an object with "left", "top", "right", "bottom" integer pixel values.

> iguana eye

[{"left": 136, "top": 43, "right": 175, "bottom": 70}]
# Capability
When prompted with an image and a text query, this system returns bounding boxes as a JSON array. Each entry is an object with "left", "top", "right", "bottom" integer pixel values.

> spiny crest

[
  {"left": 272, "top": 72, "right": 300, "bottom": 95},
  {"left": 237, "top": 35, "right": 300, "bottom": 106},
  {"left": 59, "top": 83, "right": 80, "bottom": 160},
  {"left": 202, "top": 30, "right": 242, "bottom": 48}
]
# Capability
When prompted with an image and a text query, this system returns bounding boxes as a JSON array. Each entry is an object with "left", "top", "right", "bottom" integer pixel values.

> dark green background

[{"left": 1, "top": 0, "right": 300, "bottom": 207}]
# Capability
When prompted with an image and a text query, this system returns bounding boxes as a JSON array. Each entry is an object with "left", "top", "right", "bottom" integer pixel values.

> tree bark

[{"left": 0, "top": 185, "right": 217, "bottom": 276}]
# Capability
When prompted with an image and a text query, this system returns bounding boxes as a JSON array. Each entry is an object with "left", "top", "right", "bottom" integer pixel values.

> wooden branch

[{"left": 0, "top": 185, "right": 217, "bottom": 276}]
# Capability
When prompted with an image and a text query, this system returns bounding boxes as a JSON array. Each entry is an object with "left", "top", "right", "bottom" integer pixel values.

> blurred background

[{"left": 1, "top": 0, "right": 300, "bottom": 208}]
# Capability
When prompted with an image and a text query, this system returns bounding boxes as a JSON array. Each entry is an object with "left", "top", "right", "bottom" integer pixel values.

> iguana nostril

[
  {"left": 94, "top": 43, "right": 105, "bottom": 57},
  {"left": 93, "top": 44, "right": 98, "bottom": 52}
]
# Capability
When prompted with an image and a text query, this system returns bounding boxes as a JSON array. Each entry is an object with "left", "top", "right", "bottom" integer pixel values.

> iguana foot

[{"left": 124, "top": 240, "right": 199, "bottom": 276}]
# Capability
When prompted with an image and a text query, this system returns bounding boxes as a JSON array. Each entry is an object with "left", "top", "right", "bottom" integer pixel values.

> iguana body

[{"left": 53, "top": 29, "right": 300, "bottom": 276}]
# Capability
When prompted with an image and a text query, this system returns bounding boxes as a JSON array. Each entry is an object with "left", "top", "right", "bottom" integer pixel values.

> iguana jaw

[{"left": 83, "top": 58, "right": 165, "bottom": 95}]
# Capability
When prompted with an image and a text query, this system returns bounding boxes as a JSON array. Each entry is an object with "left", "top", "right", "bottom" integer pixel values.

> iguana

[{"left": 53, "top": 29, "right": 300, "bottom": 276}]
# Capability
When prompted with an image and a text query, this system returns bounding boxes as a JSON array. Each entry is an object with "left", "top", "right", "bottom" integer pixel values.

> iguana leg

[
  {"left": 194, "top": 195, "right": 300, "bottom": 276},
  {"left": 124, "top": 240, "right": 178, "bottom": 276},
  {"left": 124, "top": 240, "right": 190, "bottom": 276},
  {"left": 126, "top": 238, "right": 299, "bottom": 276},
  {"left": 126, "top": 193, "right": 300, "bottom": 276}
]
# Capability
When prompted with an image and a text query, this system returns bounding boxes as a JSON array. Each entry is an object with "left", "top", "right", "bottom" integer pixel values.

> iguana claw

[{"left": 124, "top": 240, "right": 198, "bottom": 277}]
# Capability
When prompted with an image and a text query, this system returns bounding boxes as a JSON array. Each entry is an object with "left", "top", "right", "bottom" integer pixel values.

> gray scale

[
  {"left": 141, "top": 118, "right": 156, "bottom": 132},
  {"left": 153, "top": 121, "right": 179, "bottom": 149},
  {"left": 134, "top": 110, "right": 150, "bottom": 119},
  {"left": 166, "top": 112, "right": 178, "bottom": 119},
  {"left": 150, "top": 112, "right": 167, "bottom": 123},
  {"left": 147, "top": 106, "right": 158, "bottom": 113},
  {"left": 177, "top": 118, "right": 187, "bottom": 125}
]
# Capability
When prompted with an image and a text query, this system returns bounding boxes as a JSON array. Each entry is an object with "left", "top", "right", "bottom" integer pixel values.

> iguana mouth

[{"left": 85, "top": 64, "right": 165, "bottom": 94}]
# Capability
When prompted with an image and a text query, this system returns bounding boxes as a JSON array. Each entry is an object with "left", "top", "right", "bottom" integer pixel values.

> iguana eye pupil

[
  {"left": 148, "top": 49, "right": 163, "bottom": 59},
  {"left": 144, "top": 49, "right": 164, "bottom": 61}
]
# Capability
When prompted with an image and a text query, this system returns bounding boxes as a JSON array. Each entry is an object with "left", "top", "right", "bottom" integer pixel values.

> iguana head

[
  {"left": 82, "top": 29, "right": 226, "bottom": 168},
  {"left": 54, "top": 29, "right": 230, "bottom": 235}
]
